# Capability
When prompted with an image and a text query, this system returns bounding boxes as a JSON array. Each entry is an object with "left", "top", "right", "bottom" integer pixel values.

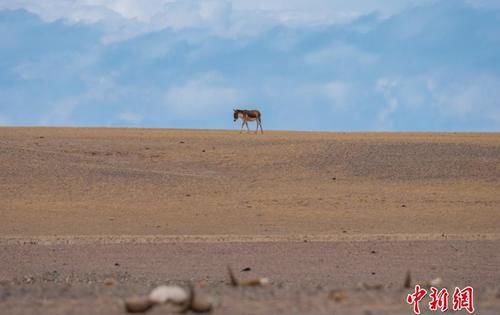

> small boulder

[{"left": 149, "top": 285, "right": 189, "bottom": 305}]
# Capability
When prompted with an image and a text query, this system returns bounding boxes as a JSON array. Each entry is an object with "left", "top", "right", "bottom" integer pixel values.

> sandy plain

[{"left": 1, "top": 127, "right": 499, "bottom": 314}]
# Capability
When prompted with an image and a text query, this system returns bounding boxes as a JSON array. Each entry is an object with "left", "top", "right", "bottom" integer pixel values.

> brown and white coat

[{"left": 233, "top": 109, "right": 263, "bottom": 134}]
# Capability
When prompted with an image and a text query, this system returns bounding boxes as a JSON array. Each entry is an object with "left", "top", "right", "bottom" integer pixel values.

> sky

[{"left": 0, "top": 0, "right": 499, "bottom": 131}]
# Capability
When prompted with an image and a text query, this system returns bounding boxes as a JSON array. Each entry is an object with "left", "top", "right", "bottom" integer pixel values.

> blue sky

[{"left": 1, "top": 0, "right": 499, "bottom": 131}]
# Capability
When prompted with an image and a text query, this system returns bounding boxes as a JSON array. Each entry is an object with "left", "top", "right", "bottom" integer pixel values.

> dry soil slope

[{"left": 1, "top": 128, "right": 499, "bottom": 239}]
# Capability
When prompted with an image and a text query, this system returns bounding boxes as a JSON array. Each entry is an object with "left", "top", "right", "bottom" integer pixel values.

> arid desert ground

[{"left": 1, "top": 127, "right": 500, "bottom": 314}]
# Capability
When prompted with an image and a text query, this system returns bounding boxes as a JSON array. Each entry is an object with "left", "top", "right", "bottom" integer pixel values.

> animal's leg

[
  {"left": 259, "top": 119, "right": 264, "bottom": 134},
  {"left": 255, "top": 120, "right": 259, "bottom": 134},
  {"left": 245, "top": 121, "right": 250, "bottom": 133},
  {"left": 240, "top": 121, "right": 245, "bottom": 133}
]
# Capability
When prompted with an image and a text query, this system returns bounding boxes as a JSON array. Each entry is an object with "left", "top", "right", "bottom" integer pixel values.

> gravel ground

[
  {"left": 1, "top": 240, "right": 499, "bottom": 315},
  {"left": 1, "top": 128, "right": 499, "bottom": 314}
]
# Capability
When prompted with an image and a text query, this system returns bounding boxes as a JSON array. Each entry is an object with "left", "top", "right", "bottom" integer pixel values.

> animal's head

[{"left": 233, "top": 109, "right": 240, "bottom": 122}]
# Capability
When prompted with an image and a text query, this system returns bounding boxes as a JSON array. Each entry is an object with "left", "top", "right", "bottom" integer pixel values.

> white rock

[
  {"left": 429, "top": 277, "right": 443, "bottom": 287},
  {"left": 149, "top": 285, "right": 188, "bottom": 305},
  {"left": 259, "top": 277, "right": 270, "bottom": 285}
]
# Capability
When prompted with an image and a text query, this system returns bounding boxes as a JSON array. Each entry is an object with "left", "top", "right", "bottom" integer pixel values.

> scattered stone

[
  {"left": 182, "top": 284, "right": 213, "bottom": 313},
  {"left": 429, "top": 277, "right": 443, "bottom": 287},
  {"left": 124, "top": 283, "right": 213, "bottom": 314},
  {"left": 103, "top": 278, "right": 117, "bottom": 286},
  {"left": 42, "top": 271, "right": 59, "bottom": 282},
  {"left": 424, "top": 277, "right": 443, "bottom": 288},
  {"left": 329, "top": 289, "right": 348, "bottom": 303},
  {"left": 228, "top": 266, "right": 238, "bottom": 286},
  {"left": 228, "top": 265, "right": 269, "bottom": 287},
  {"left": 371, "top": 250, "right": 377, "bottom": 254},
  {"left": 332, "top": 177, "right": 337, "bottom": 181},
  {"left": 124, "top": 296, "right": 154, "bottom": 313},
  {"left": 241, "top": 267, "right": 251, "bottom": 272},
  {"left": 241, "top": 278, "right": 270, "bottom": 286},
  {"left": 404, "top": 270, "right": 412, "bottom": 289},
  {"left": 401, "top": 204, "right": 406, "bottom": 208},
  {"left": 149, "top": 285, "right": 188, "bottom": 305},
  {"left": 23, "top": 275, "right": 34, "bottom": 284},
  {"left": 114, "top": 263, "right": 120, "bottom": 267}
]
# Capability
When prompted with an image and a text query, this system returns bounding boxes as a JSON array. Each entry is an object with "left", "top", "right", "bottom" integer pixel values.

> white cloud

[
  {"left": 434, "top": 75, "right": 500, "bottom": 124},
  {"left": 465, "top": 0, "right": 500, "bottom": 10},
  {"left": 374, "top": 73, "right": 500, "bottom": 129},
  {"left": 164, "top": 73, "right": 240, "bottom": 117},
  {"left": 230, "top": 0, "right": 439, "bottom": 24},
  {"left": 36, "top": 73, "right": 127, "bottom": 126},
  {"left": 11, "top": 47, "right": 102, "bottom": 82},
  {"left": 12, "top": 62, "right": 38, "bottom": 80},
  {"left": 375, "top": 78, "right": 400, "bottom": 130},
  {"left": 376, "top": 76, "right": 433, "bottom": 111},
  {"left": 323, "top": 81, "right": 351, "bottom": 108},
  {"left": 305, "top": 42, "right": 379, "bottom": 66},
  {"left": 1, "top": 0, "right": 440, "bottom": 42},
  {"left": 297, "top": 81, "right": 353, "bottom": 110}
]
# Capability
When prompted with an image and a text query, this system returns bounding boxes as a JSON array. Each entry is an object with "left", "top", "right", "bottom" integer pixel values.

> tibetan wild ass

[{"left": 233, "top": 109, "right": 264, "bottom": 134}]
